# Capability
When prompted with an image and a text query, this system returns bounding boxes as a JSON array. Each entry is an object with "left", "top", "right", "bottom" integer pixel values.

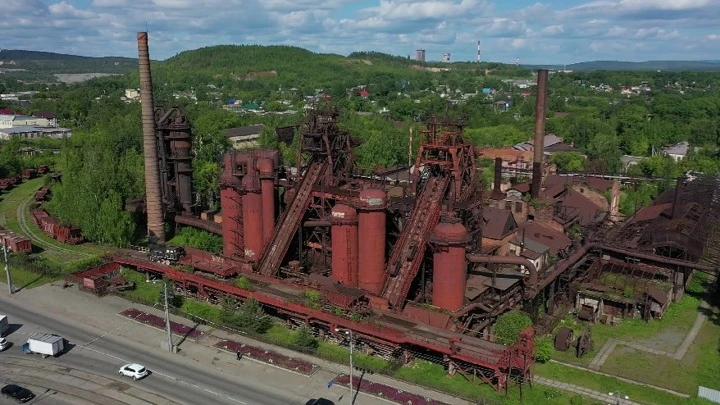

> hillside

[
  {"left": 0, "top": 49, "right": 137, "bottom": 82},
  {"left": 528, "top": 60, "right": 720, "bottom": 72}
]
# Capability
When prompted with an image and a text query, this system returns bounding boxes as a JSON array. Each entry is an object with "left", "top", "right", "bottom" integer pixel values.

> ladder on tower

[
  {"left": 256, "top": 160, "right": 328, "bottom": 276},
  {"left": 383, "top": 176, "right": 450, "bottom": 309}
]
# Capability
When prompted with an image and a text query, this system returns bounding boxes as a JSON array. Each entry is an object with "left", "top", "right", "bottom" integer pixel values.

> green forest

[{"left": 1, "top": 45, "right": 720, "bottom": 246}]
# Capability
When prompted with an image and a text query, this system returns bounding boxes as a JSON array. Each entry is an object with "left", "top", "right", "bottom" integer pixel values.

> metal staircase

[
  {"left": 257, "top": 160, "right": 328, "bottom": 275},
  {"left": 383, "top": 176, "right": 450, "bottom": 309}
]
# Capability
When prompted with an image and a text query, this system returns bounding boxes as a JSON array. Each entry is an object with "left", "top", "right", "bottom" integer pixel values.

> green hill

[
  {"left": 527, "top": 60, "right": 720, "bottom": 72},
  {"left": 0, "top": 49, "right": 137, "bottom": 81}
]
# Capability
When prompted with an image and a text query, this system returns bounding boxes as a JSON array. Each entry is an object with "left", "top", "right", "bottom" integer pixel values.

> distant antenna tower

[
  {"left": 515, "top": 57, "right": 520, "bottom": 66},
  {"left": 477, "top": 41, "right": 481, "bottom": 62}
]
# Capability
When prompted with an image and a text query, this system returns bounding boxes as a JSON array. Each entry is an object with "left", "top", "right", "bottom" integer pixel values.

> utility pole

[
  {"left": 163, "top": 281, "right": 173, "bottom": 352},
  {"left": 336, "top": 328, "right": 354, "bottom": 405},
  {"left": 3, "top": 243, "right": 12, "bottom": 295},
  {"left": 349, "top": 329, "right": 354, "bottom": 405}
]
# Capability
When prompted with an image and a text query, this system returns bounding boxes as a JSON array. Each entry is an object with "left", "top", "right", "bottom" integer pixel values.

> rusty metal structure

[{"left": 110, "top": 36, "right": 720, "bottom": 393}]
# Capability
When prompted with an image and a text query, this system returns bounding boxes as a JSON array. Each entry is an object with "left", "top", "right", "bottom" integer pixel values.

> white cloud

[{"left": 1, "top": 0, "right": 720, "bottom": 64}]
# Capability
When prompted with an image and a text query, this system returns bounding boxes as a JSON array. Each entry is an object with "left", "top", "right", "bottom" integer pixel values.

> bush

[
  {"left": 235, "top": 276, "right": 252, "bottom": 290},
  {"left": 219, "top": 298, "right": 273, "bottom": 334},
  {"left": 290, "top": 326, "right": 318, "bottom": 353},
  {"left": 535, "top": 336, "right": 553, "bottom": 363},
  {"left": 304, "top": 290, "right": 322, "bottom": 309},
  {"left": 494, "top": 311, "right": 532, "bottom": 345}
]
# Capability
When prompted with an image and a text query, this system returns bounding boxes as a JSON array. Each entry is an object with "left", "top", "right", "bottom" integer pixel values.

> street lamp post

[
  {"left": 163, "top": 281, "right": 173, "bottom": 352},
  {"left": 3, "top": 243, "right": 12, "bottom": 295},
  {"left": 336, "top": 328, "right": 354, "bottom": 405},
  {"left": 608, "top": 391, "right": 629, "bottom": 405}
]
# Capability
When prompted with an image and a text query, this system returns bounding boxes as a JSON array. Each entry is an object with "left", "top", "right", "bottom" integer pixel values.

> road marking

[{"left": 73, "top": 343, "right": 248, "bottom": 405}]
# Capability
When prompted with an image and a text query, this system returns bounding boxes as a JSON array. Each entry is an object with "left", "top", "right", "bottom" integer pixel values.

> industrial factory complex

[{"left": 64, "top": 33, "right": 720, "bottom": 393}]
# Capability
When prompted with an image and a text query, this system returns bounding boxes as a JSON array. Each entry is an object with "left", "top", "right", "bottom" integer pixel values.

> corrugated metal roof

[{"left": 699, "top": 386, "right": 720, "bottom": 404}]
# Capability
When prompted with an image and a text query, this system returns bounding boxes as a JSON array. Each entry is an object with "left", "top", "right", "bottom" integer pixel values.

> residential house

[
  {"left": 226, "top": 125, "right": 264, "bottom": 150},
  {"left": 478, "top": 148, "right": 533, "bottom": 173},
  {"left": 481, "top": 207, "right": 518, "bottom": 255},
  {"left": 33, "top": 111, "right": 58, "bottom": 127},
  {"left": 661, "top": 141, "right": 690, "bottom": 161},
  {"left": 0, "top": 114, "right": 50, "bottom": 129},
  {"left": 513, "top": 134, "right": 563, "bottom": 152}
]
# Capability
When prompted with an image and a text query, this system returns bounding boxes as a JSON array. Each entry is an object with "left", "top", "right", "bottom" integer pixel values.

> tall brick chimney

[
  {"left": 137, "top": 32, "right": 165, "bottom": 242},
  {"left": 610, "top": 180, "right": 620, "bottom": 218},
  {"left": 530, "top": 69, "right": 548, "bottom": 199},
  {"left": 491, "top": 157, "right": 504, "bottom": 200}
]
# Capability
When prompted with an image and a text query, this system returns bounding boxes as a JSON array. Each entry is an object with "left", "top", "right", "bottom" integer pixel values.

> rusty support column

[
  {"left": 137, "top": 32, "right": 165, "bottom": 242},
  {"left": 531, "top": 69, "right": 548, "bottom": 199}
]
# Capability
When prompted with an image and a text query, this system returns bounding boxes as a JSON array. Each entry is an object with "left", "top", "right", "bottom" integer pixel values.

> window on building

[
  {"left": 515, "top": 202, "right": 523, "bottom": 213},
  {"left": 505, "top": 201, "right": 512, "bottom": 211}
]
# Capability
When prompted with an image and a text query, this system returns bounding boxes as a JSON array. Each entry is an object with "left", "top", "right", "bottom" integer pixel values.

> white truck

[
  {"left": 22, "top": 333, "right": 64, "bottom": 358},
  {"left": 0, "top": 315, "right": 8, "bottom": 337}
]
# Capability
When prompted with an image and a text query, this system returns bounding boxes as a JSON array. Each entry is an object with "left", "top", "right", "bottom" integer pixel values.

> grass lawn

[
  {"left": 0, "top": 265, "right": 57, "bottom": 290},
  {"left": 550, "top": 279, "right": 703, "bottom": 367},
  {"left": 535, "top": 361, "right": 692, "bottom": 405},
  {"left": 0, "top": 178, "right": 110, "bottom": 266},
  {"left": 601, "top": 310, "right": 720, "bottom": 396}
]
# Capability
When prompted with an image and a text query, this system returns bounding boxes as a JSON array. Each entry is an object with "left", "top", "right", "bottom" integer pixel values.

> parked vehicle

[
  {"left": 148, "top": 246, "right": 185, "bottom": 264},
  {"left": 0, "top": 337, "right": 8, "bottom": 351},
  {"left": 0, "top": 315, "right": 8, "bottom": 336},
  {"left": 118, "top": 363, "right": 148, "bottom": 380},
  {"left": 22, "top": 333, "right": 64, "bottom": 358},
  {"left": 1, "top": 384, "right": 35, "bottom": 403}
]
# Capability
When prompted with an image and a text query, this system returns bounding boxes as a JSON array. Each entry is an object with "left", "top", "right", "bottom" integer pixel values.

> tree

[
  {"left": 494, "top": 311, "right": 532, "bottom": 345},
  {"left": 550, "top": 152, "right": 586, "bottom": 172}
]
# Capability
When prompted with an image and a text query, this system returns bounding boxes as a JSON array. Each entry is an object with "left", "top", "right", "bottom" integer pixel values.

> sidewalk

[{"left": 2, "top": 280, "right": 650, "bottom": 405}]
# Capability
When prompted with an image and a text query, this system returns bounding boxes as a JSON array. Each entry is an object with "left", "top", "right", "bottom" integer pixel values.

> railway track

[{"left": 16, "top": 195, "right": 93, "bottom": 263}]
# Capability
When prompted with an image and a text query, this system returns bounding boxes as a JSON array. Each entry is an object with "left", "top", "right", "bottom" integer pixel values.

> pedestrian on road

[{"left": 236, "top": 351, "right": 243, "bottom": 361}]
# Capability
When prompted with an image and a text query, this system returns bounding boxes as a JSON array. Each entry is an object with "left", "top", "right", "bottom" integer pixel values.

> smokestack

[
  {"left": 491, "top": 157, "right": 504, "bottom": 200},
  {"left": 531, "top": 69, "right": 549, "bottom": 199},
  {"left": 137, "top": 32, "right": 165, "bottom": 242},
  {"left": 610, "top": 180, "right": 620, "bottom": 218},
  {"left": 671, "top": 177, "right": 683, "bottom": 219}
]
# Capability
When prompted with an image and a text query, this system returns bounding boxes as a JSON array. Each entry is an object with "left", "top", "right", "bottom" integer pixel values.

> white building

[{"left": 0, "top": 114, "right": 50, "bottom": 129}]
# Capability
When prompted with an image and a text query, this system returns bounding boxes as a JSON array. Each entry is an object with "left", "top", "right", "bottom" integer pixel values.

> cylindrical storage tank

[
  {"left": 429, "top": 221, "right": 471, "bottom": 312},
  {"left": 357, "top": 189, "right": 387, "bottom": 295},
  {"left": 241, "top": 174, "right": 263, "bottom": 261},
  {"left": 220, "top": 154, "right": 243, "bottom": 257},
  {"left": 330, "top": 204, "right": 359, "bottom": 287},
  {"left": 257, "top": 158, "right": 275, "bottom": 247}
]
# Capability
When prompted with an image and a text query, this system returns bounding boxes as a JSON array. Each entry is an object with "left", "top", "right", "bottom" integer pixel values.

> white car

[
  {"left": 0, "top": 337, "right": 8, "bottom": 351},
  {"left": 118, "top": 363, "right": 148, "bottom": 380}
]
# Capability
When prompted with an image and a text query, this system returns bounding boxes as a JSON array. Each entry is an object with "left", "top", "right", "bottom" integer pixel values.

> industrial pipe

[
  {"left": 598, "top": 244, "right": 717, "bottom": 272},
  {"left": 303, "top": 220, "right": 331, "bottom": 227},
  {"left": 467, "top": 254, "right": 538, "bottom": 299},
  {"left": 137, "top": 32, "right": 165, "bottom": 242},
  {"left": 531, "top": 69, "right": 548, "bottom": 198}
]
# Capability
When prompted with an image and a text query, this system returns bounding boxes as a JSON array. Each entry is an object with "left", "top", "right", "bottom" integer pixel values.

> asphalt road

[{"left": 0, "top": 295, "right": 324, "bottom": 405}]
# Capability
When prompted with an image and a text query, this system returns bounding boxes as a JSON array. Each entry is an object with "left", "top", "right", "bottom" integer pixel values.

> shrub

[
  {"left": 219, "top": 297, "right": 273, "bottom": 334},
  {"left": 535, "top": 336, "right": 553, "bottom": 363},
  {"left": 290, "top": 326, "right": 318, "bottom": 353},
  {"left": 304, "top": 290, "right": 323, "bottom": 309},
  {"left": 235, "top": 276, "right": 252, "bottom": 290},
  {"left": 494, "top": 311, "right": 532, "bottom": 345}
]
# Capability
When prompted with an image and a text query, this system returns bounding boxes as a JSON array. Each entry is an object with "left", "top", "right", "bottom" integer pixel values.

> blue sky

[{"left": 3, "top": 0, "right": 720, "bottom": 64}]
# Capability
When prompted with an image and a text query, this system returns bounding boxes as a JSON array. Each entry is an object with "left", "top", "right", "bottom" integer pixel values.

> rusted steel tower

[{"left": 137, "top": 32, "right": 165, "bottom": 242}]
